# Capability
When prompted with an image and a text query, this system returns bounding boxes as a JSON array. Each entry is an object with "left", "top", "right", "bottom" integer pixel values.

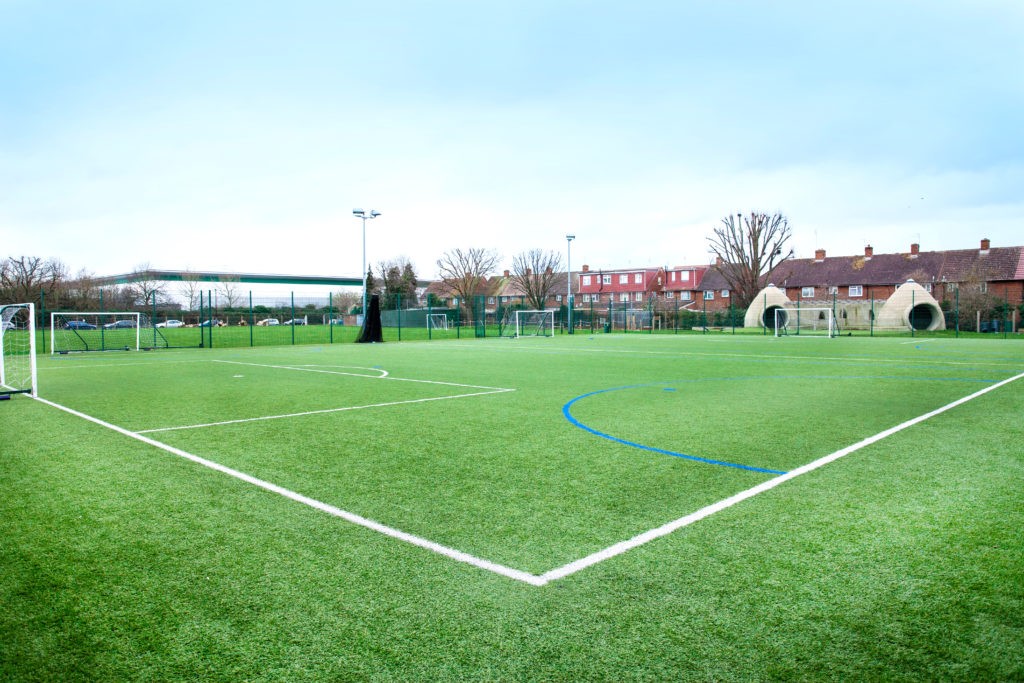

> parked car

[
  {"left": 282, "top": 319, "right": 307, "bottom": 326},
  {"left": 103, "top": 319, "right": 137, "bottom": 329},
  {"left": 256, "top": 318, "right": 280, "bottom": 326},
  {"left": 156, "top": 319, "right": 184, "bottom": 328},
  {"left": 199, "top": 319, "right": 224, "bottom": 327},
  {"left": 65, "top": 320, "right": 97, "bottom": 330}
]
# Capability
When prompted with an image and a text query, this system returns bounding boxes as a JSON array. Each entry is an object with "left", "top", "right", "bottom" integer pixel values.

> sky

[{"left": 2, "top": 0, "right": 1023, "bottom": 286}]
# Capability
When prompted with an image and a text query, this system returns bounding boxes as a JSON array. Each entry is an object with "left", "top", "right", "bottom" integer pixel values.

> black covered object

[{"left": 356, "top": 294, "right": 383, "bottom": 343}]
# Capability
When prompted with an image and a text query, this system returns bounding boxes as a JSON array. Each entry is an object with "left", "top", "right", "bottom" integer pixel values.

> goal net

[
  {"left": 50, "top": 312, "right": 169, "bottom": 353},
  {"left": 511, "top": 309, "right": 555, "bottom": 338},
  {"left": 775, "top": 307, "right": 838, "bottom": 337},
  {"left": 1, "top": 303, "right": 37, "bottom": 398},
  {"left": 427, "top": 313, "right": 449, "bottom": 331}
]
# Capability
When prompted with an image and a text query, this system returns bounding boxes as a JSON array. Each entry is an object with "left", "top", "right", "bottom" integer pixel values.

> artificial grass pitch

[{"left": 2, "top": 334, "right": 1022, "bottom": 680}]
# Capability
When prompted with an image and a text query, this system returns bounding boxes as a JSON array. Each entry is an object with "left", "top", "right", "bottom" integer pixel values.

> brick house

[
  {"left": 660, "top": 265, "right": 709, "bottom": 308},
  {"left": 576, "top": 265, "right": 666, "bottom": 308},
  {"left": 697, "top": 238, "right": 1024, "bottom": 315},
  {"left": 768, "top": 238, "right": 1024, "bottom": 308}
]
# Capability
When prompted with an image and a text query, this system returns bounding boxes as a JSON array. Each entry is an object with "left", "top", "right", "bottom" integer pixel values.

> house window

[
  {"left": 979, "top": 282, "right": 987, "bottom": 293},
  {"left": 681, "top": 291, "right": 692, "bottom": 301},
  {"left": 634, "top": 273, "right": 643, "bottom": 284},
  {"left": 923, "top": 283, "right": 932, "bottom": 292},
  {"left": 666, "top": 291, "right": 675, "bottom": 299},
  {"left": 619, "top": 293, "right": 629, "bottom": 303},
  {"left": 801, "top": 287, "right": 815, "bottom": 298},
  {"left": 828, "top": 286, "right": 838, "bottom": 295},
  {"left": 488, "top": 297, "right": 495, "bottom": 305},
  {"left": 582, "top": 275, "right": 591, "bottom": 286},
  {"left": 602, "top": 275, "right": 611, "bottom": 285},
  {"left": 619, "top": 274, "right": 629, "bottom": 284},
  {"left": 671, "top": 272, "right": 676, "bottom": 282},
  {"left": 849, "top": 285, "right": 863, "bottom": 297},
  {"left": 556, "top": 294, "right": 562, "bottom": 302},
  {"left": 721, "top": 289, "right": 729, "bottom": 298},
  {"left": 704, "top": 290, "right": 714, "bottom": 300},
  {"left": 635, "top": 292, "right": 643, "bottom": 302},
  {"left": 680, "top": 271, "right": 689, "bottom": 281}
]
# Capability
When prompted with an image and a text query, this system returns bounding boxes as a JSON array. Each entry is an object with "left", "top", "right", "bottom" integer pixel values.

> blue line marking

[
  {"left": 562, "top": 373, "right": 999, "bottom": 475},
  {"left": 562, "top": 385, "right": 787, "bottom": 475}
]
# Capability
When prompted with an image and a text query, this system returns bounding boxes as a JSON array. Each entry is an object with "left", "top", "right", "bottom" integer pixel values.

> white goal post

[
  {"left": 1, "top": 303, "right": 37, "bottom": 398},
  {"left": 427, "top": 313, "right": 449, "bottom": 331},
  {"left": 775, "top": 307, "right": 838, "bottom": 337},
  {"left": 512, "top": 309, "right": 556, "bottom": 338},
  {"left": 50, "top": 311, "right": 167, "bottom": 353}
]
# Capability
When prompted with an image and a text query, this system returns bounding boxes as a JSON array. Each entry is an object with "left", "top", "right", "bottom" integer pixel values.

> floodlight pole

[
  {"left": 352, "top": 208, "right": 381, "bottom": 318},
  {"left": 566, "top": 234, "right": 575, "bottom": 334}
]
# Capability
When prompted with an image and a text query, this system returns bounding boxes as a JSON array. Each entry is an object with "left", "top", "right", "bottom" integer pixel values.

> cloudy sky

[{"left": 2, "top": 0, "right": 1022, "bottom": 283}]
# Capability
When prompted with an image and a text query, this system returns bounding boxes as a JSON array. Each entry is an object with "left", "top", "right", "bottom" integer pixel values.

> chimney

[
  {"left": 503, "top": 269, "right": 510, "bottom": 278},
  {"left": 525, "top": 268, "right": 532, "bottom": 276},
  {"left": 864, "top": 245, "right": 873, "bottom": 258},
  {"left": 545, "top": 266, "right": 552, "bottom": 275},
  {"left": 715, "top": 256, "right": 723, "bottom": 266},
  {"left": 814, "top": 249, "right": 826, "bottom": 261},
  {"left": 910, "top": 243, "right": 919, "bottom": 256},
  {"left": 582, "top": 264, "right": 590, "bottom": 273},
  {"left": 980, "top": 238, "right": 991, "bottom": 252}
]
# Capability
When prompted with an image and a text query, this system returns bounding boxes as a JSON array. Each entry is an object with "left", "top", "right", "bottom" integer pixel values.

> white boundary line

[
  {"left": 33, "top": 396, "right": 545, "bottom": 587},
  {"left": 539, "top": 369, "right": 1024, "bottom": 583},
  {"left": 33, "top": 370, "right": 1023, "bottom": 587}
]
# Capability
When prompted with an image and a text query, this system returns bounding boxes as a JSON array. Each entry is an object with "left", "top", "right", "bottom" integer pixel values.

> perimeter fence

[{"left": 21, "top": 285, "right": 1024, "bottom": 353}]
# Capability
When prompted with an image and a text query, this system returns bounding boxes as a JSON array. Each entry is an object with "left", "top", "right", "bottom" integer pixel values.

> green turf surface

[{"left": 2, "top": 334, "right": 1022, "bottom": 680}]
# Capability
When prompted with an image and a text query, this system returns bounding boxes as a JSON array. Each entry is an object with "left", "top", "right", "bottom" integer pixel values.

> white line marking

[
  {"left": 137, "top": 389, "right": 513, "bottom": 433},
  {"left": 136, "top": 361, "right": 515, "bottom": 432},
  {"left": 34, "top": 370, "right": 1023, "bottom": 587},
  {"left": 901, "top": 338, "right": 939, "bottom": 345},
  {"left": 33, "top": 396, "right": 545, "bottom": 587},
  {"left": 539, "top": 370, "right": 1024, "bottom": 583},
  {"left": 214, "top": 359, "right": 512, "bottom": 391}
]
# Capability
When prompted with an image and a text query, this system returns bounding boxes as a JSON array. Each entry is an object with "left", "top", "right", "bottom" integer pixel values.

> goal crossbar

[
  {"left": 775, "top": 307, "right": 838, "bottom": 337},
  {"left": 50, "top": 312, "right": 168, "bottom": 353},
  {"left": 511, "top": 309, "right": 556, "bottom": 338}
]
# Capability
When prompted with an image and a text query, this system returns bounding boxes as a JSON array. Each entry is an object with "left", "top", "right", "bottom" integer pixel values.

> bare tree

[
  {"left": 1, "top": 256, "right": 66, "bottom": 304},
  {"left": 60, "top": 268, "right": 101, "bottom": 310},
  {"left": 330, "top": 290, "right": 361, "bottom": 316},
  {"left": 218, "top": 277, "right": 243, "bottom": 310},
  {"left": 436, "top": 248, "right": 500, "bottom": 320},
  {"left": 707, "top": 212, "right": 793, "bottom": 309},
  {"left": 510, "top": 249, "right": 564, "bottom": 310},
  {"left": 125, "top": 263, "right": 168, "bottom": 307},
  {"left": 178, "top": 272, "right": 205, "bottom": 313}
]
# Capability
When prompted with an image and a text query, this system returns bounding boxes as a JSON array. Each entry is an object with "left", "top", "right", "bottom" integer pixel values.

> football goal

[
  {"left": 507, "top": 309, "right": 556, "bottom": 338},
  {"left": 1, "top": 303, "right": 37, "bottom": 398},
  {"left": 775, "top": 307, "right": 838, "bottom": 337},
  {"left": 427, "top": 313, "right": 449, "bottom": 331},
  {"left": 50, "top": 312, "right": 169, "bottom": 353}
]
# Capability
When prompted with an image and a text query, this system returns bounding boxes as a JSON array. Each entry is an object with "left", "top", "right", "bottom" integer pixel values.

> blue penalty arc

[{"left": 562, "top": 384, "right": 787, "bottom": 475}]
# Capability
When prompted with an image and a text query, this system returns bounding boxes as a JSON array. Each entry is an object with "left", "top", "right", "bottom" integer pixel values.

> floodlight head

[
  {"left": 353, "top": 208, "right": 365, "bottom": 217},
  {"left": 566, "top": 234, "right": 575, "bottom": 241},
  {"left": 370, "top": 210, "right": 381, "bottom": 218}
]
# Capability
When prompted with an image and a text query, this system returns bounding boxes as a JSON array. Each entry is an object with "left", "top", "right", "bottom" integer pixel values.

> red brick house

[
  {"left": 697, "top": 237, "right": 1024, "bottom": 317},
  {"left": 576, "top": 265, "right": 666, "bottom": 307}
]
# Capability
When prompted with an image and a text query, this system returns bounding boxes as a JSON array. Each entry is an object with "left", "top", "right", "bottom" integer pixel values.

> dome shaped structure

[
  {"left": 876, "top": 280, "right": 945, "bottom": 331},
  {"left": 744, "top": 285, "right": 793, "bottom": 331}
]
